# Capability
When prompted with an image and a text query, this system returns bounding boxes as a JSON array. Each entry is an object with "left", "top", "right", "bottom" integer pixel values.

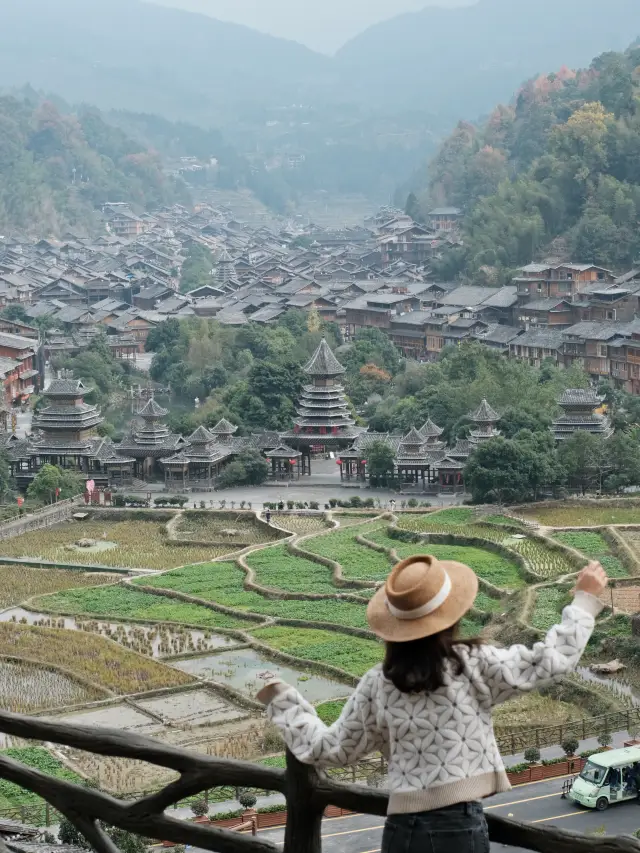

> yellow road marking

[
  {"left": 485, "top": 792, "right": 561, "bottom": 809},
  {"left": 532, "top": 810, "right": 588, "bottom": 823}
]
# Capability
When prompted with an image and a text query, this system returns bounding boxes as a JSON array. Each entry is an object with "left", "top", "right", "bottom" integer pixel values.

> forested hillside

[
  {"left": 0, "top": 96, "right": 189, "bottom": 234},
  {"left": 414, "top": 44, "right": 640, "bottom": 283}
]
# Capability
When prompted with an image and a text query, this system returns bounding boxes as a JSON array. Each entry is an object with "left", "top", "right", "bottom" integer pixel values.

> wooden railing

[{"left": 0, "top": 709, "right": 637, "bottom": 853}]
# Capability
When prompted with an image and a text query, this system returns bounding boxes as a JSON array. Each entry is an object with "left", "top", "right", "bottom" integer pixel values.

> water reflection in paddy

[{"left": 172, "top": 647, "right": 351, "bottom": 703}]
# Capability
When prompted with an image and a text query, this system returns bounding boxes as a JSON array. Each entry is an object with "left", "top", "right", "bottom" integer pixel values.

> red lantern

[
  {"left": 266, "top": 458, "right": 271, "bottom": 463},
  {"left": 361, "top": 460, "right": 367, "bottom": 465},
  {"left": 16, "top": 497, "right": 23, "bottom": 507},
  {"left": 336, "top": 459, "right": 342, "bottom": 465},
  {"left": 289, "top": 459, "right": 296, "bottom": 465}
]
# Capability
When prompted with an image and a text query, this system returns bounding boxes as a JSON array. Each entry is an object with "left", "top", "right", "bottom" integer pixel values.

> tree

[
  {"left": 191, "top": 799, "right": 208, "bottom": 818},
  {"left": 562, "top": 738, "right": 580, "bottom": 757},
  {"left": 366, "top": 440, "right": 396, "bottom": 486},
  {"left": 235, "top": 449, "right": 269, "bottom": 486},
  {"left": 27, "top": 464, "right": 83, "bottom": 504},
  {"left": 217, "top": 461, "right": 247, "bottom": 489},
  {"left": 179, "top": 244, "right": 213, "bottom": 294},
  {"left": 404, "top": 192, "right": 421, "bottom": 222},
  {"left": 0, "top": 304, "right": 28, "bottom": 323},
  {"left": 464, "top": 437, "right": 539, "bottom": 505},
  {"left": 524, "top": 747, "right": 541, "bottom": 765},
  {"left": 558, "top": 432, "right": 606, "bottom": 494},
  {"left": 499, "top": 408, "right": 551, "bottom": 439},
  {"left": 602, "top": 428, "right": 640, "bottom": 492}
]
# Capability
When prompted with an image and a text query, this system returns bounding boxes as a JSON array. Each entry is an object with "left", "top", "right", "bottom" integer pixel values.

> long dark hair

[{"left": 383, "top": 623, "right": 482, "bottom": 694}]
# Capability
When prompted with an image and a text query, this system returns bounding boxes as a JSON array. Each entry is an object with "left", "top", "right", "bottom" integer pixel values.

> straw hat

[{"left": 367, "top": 554, "right": 478, "bottom": 642}]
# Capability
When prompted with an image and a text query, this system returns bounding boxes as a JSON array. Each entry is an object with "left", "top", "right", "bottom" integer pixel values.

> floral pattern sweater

[{"left": 266, "top": 592, "right": 601, "bottom": 814}]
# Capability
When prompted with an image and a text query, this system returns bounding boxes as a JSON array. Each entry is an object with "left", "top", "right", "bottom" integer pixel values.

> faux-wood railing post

[{"left": 283, "top": 750, "right": 323, "bottom": 853}]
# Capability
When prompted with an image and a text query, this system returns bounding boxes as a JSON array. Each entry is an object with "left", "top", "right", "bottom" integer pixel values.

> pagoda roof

[
  {"left": 211, "top": 418, "right": 238, "bottom": 435},
  {"left": 44, "top": 379, "right": 90, "bottom": 397},
  {"left": 138, "top": 397, "right": 168, "bottom": 418},
  {"left": 303, "top": 338, "right": 346, "bottom": 377},
  {"left": 469, "top": 398, "right": 500, "bottom": 422},
  {"left": 265, "top": 444, "right": 302, "bottom": 458},
  {"left": 401, "top": 426, "right": 427, "bottom": 445},
  {"left": 558, "top": 388, "right": 603, "bottom": 406},
  {"left": 420, "top": 418, "right": 444, "bottom": 438},
  {"left": 188, "top": 425, "right": 215, "bottom": 444}
]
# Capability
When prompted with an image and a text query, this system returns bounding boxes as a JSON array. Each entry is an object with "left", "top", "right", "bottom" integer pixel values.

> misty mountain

[
  {"left": 3, "top": 0, "right": 640, "bottom": 127},
  {"left": 336, "top": 0, "right": 640, "bottom": 118},
  {"left": 149, "top": 0, "right": 472, "bottom": 54},
  {"left": 0, "top": 0, "right": 332, "bottom": 124}
]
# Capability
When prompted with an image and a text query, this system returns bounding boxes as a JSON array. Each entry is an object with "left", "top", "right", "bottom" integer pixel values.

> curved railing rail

[{"left": 0, "top": 710, "right": 637, "bottom": 853}]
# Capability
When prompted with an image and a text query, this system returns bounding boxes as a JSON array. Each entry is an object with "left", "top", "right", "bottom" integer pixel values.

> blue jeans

[{"left": 382, "top": 802, "right": 490, "bottom": 853}]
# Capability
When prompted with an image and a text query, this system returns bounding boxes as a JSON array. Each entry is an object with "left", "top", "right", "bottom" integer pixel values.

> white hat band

[{"left": 385, "top": 570, "right": 452, "bottom": 621}]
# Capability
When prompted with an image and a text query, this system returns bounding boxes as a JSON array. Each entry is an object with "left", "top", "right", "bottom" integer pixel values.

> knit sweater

[{"left": 266, "top": 591, "right": 602, "bottom": 814}]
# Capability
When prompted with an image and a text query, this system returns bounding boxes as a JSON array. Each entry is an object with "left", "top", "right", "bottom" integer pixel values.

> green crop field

[
  {"left": 245, "top": 544, "right": 337, "bottom": 594},
  {"left": 518, "top": 505, "right": 640, "bottom": 527},
  {"left": 553, "top": 531, "right": 628, "bottom": 578},
  {"left": 303, "top": 523, "right": 392, "bottom": 581},
  {"left": 35, "top": 585, "right": 249, "bottom": 629},
  {"left": 367, "top": 530, "right": 525, "bottom": 589},
  {"left": 135, "top": 562, "right": 370, "bottom": 628},
  {"left": 251, "top": 626, "right": 383, "bottom": 676}
]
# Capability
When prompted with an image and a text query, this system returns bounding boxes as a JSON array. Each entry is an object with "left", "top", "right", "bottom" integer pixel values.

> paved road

[{"left": 255, "top": 777, "right": 640, "bottom": 852}]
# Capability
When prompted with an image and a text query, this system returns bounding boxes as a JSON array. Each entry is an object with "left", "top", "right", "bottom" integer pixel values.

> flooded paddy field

[{"left": 173, "top": 647, "right": 352, "bottom": 703}]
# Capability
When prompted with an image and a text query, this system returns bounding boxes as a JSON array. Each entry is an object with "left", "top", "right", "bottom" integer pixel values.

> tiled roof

[
  {"left": 470, "top": 398, "right": 500, "bottom": 422},
  {"left": 187, "top": 425, "right": 215, "bottom": 443},
  {"left": 303, "top": 338, "right": 346, "bottom": 377},
  {"left": 419, "top": 418, "right": 444, "bottom": 438},
  {"left": 138, "top": 397, "right": 168, "bottom": 418},
  {"left": 558, "top": 389, "right": 603, "bottom": 406},
  {"left": 44, "top": 379, "right": 87, "bottom": 396},
  {"left": 211, "top": 418, "right": 238, "bottom": 435},
  {"left": 401, "top": 427, "right": 426, "bottom": 445}
]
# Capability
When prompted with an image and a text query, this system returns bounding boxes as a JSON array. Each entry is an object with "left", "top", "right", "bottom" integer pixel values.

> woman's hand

[
  {"left": 256, "top": 682, "right": 283, "bottom": 706},
  {"left": 574, "top": 561, "right": 608, "bottom": 598}
]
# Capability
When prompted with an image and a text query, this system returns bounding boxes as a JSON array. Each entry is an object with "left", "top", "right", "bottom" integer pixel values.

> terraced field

[
  {"left": 553, "top": 530, "right": 629, "bottom": 578},
  {"left": 366, "top": 529, "right": 525, "bottom": 589},
  {"left": 0, "top": 503, "right": 637, "bottom": 782}
]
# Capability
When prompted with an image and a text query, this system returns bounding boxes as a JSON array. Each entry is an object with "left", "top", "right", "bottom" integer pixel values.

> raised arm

[
  {"left": 477, "top": 562, "right": 607, "bottom": 706},
  {"left": 258, "top": 668, "right": 386, "bottom": 768}
]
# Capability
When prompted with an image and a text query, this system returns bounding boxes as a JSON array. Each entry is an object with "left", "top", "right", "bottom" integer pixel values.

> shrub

[
  {"left": 350, "top": 496, "right": 362, "bottom": 508},
  {"left": 295, "top": 502, "right": 304, "bottom": 509},
  {"left": 329, "top": 499, "right": 338, "bottom": 508},
  {"left": 309, "top": 501, "right": 319, "bottom": 510},
  {"left": 524, "top": 747, "right": 541, "bottom": 764},
  {"left": 598, "top": 732, "right": 612, "bottom": 748},
  {"left": 191, "top": 799, "right": 208, "bottom": 818},
  {"left": 324, "top": 504, "right": 330, "bottom": 510},
  {"left": 562, "top": 738, "right": 580, "bottom": 757},
  {"left": 238, "top": 792, "right": 257, "bottom": 810},
  {"left": 113, "top": 495, "right": 125, "bottom": 507},
  {"left": 364, "top": 498, "right": 375, "bottom": 508},
  {"left": 407, "top": 498, "right": 419, "bottom": 508},
  {"left": 211, "top": 809, "right": 243, "bottom": 822},
  {"left": 286, "top": 500, "right": 294, "bottom": 510},
  {"left": 154, "top": 497, "right": 168, "bottom": 506}
]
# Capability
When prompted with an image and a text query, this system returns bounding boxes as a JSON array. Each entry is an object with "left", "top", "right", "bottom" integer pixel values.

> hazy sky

[{"left": 147, "top": 0, "right": 473, "bottom": 53}]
